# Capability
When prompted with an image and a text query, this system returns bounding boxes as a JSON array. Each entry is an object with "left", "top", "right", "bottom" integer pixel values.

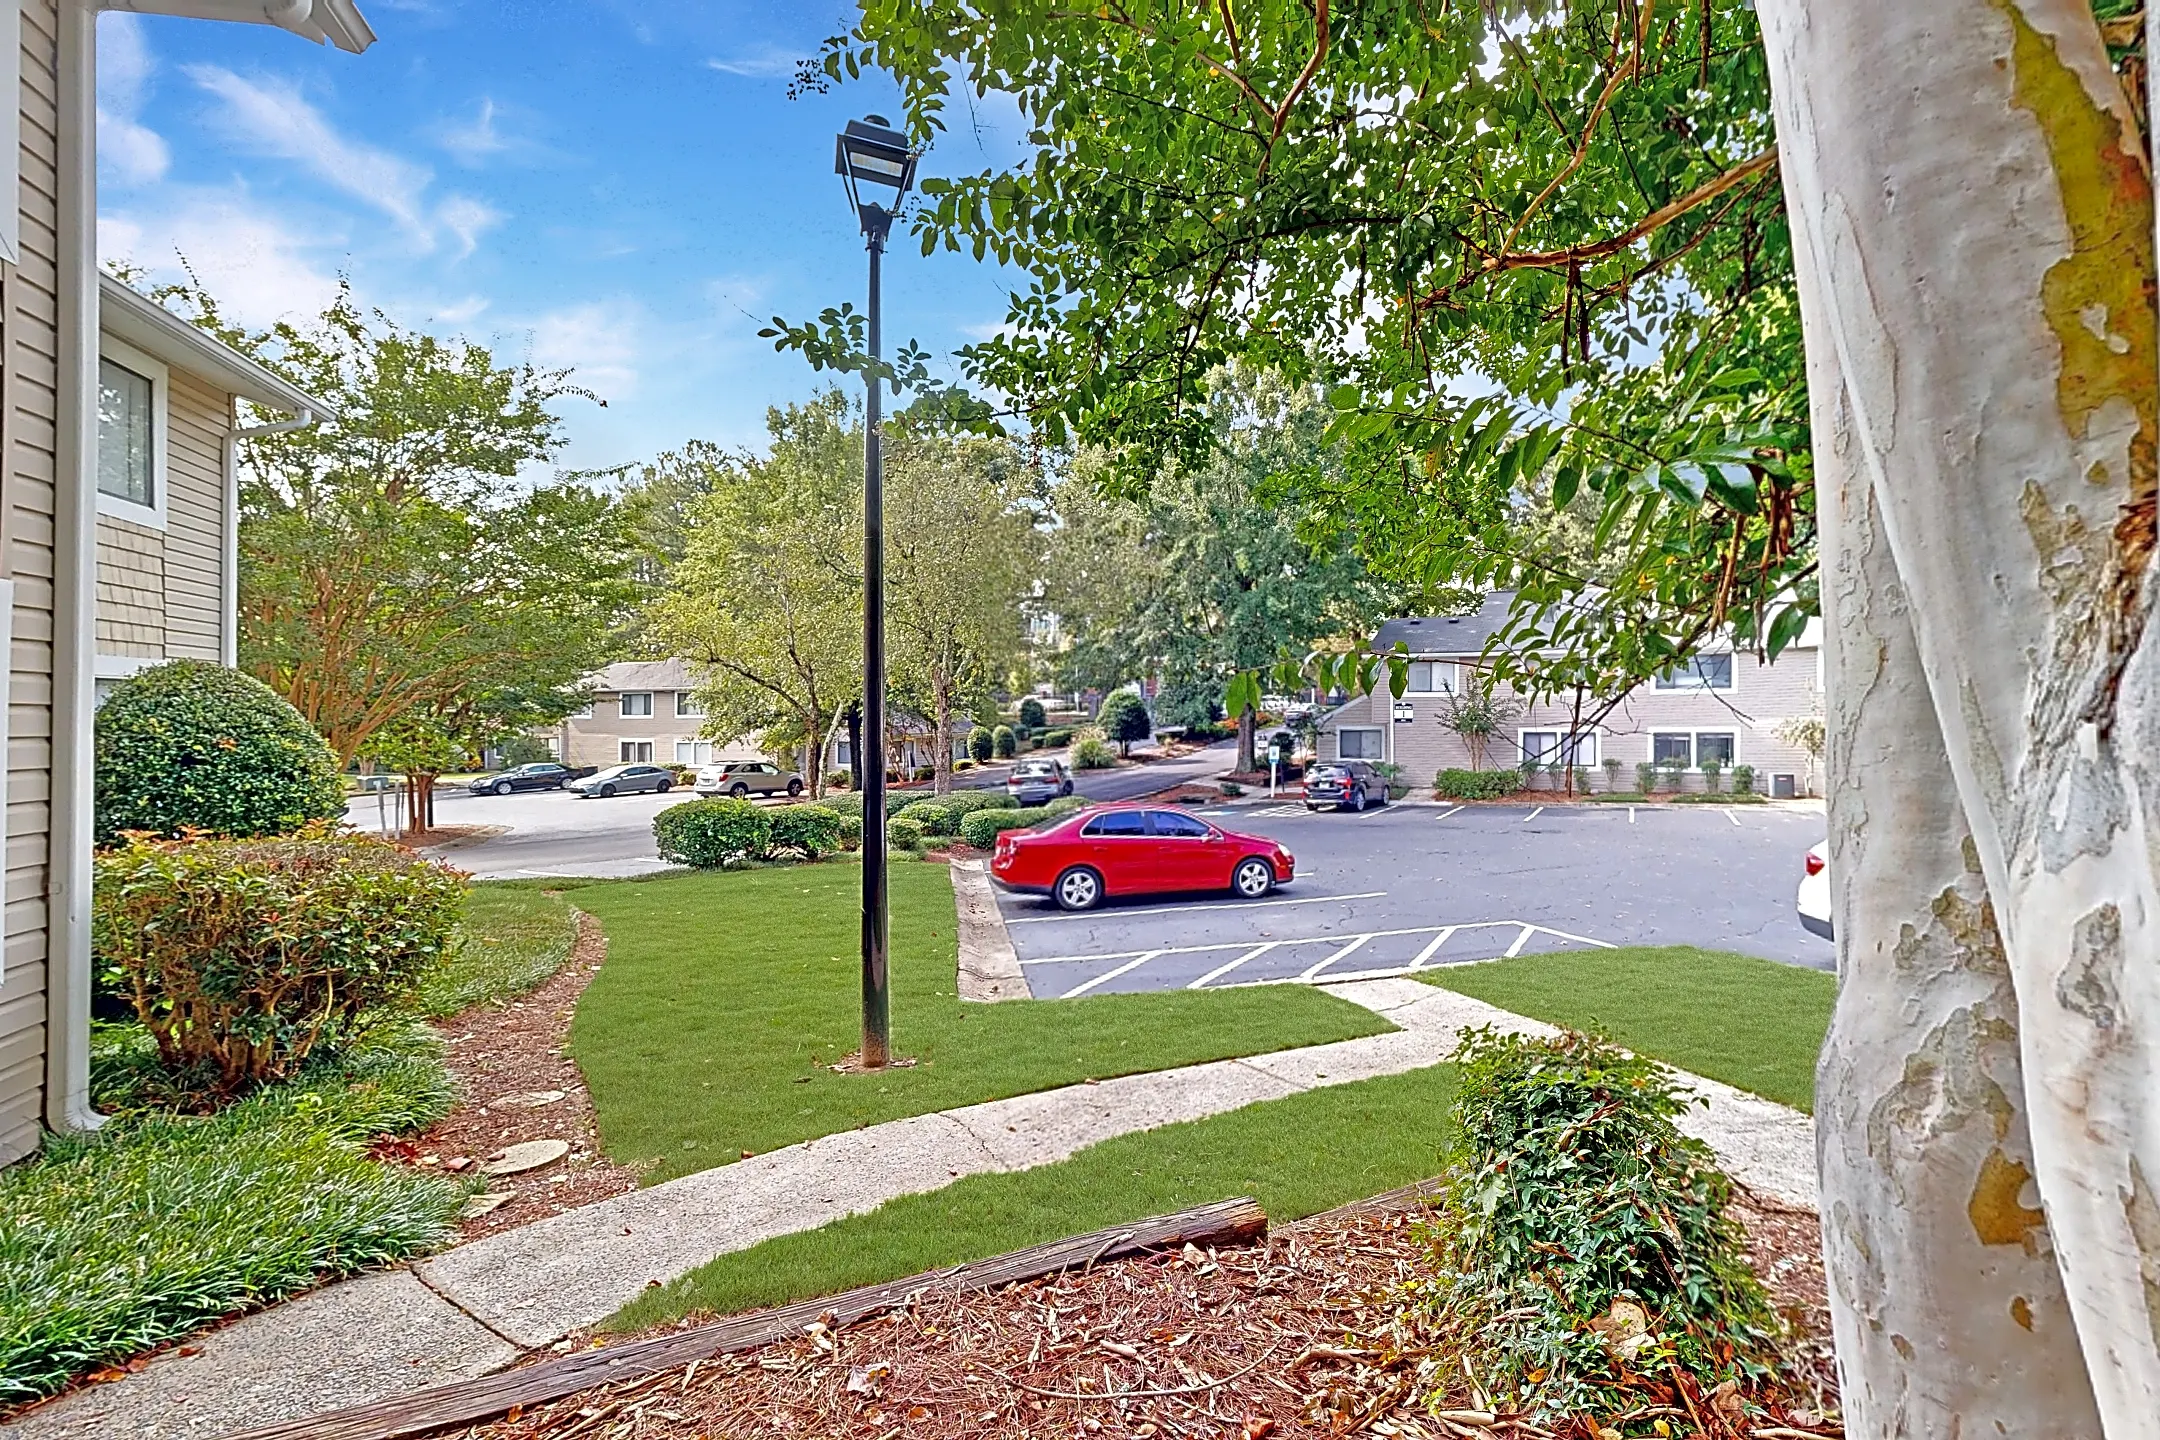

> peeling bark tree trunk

[{"left": 1764, "top": 0, "right": 2160, "bottom": 1429}]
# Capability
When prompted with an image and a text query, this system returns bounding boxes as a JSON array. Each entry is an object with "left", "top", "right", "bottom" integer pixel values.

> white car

[{"left": 1798, "top": 841, "right": 1831, "bottom": 940}]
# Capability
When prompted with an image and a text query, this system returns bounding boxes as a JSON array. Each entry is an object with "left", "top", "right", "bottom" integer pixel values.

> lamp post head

[{"left": 835, "top": 113, "right": 918, "bottom": 248}]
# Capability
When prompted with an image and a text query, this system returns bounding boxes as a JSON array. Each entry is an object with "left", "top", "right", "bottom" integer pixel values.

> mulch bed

[
  {"left": 465, "top": 1189, "right": 1838, "bottom": 1440},
  {"left": 409, "top": 910, "right": 645, "bottom": 1242}
]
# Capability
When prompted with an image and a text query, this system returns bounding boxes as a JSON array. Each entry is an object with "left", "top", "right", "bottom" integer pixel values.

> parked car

[
  {"left": 568, "top": 763, "right": 675, "bottom": 798},
  {"left": 1798, "top": 841, "right": 1831, "bottom": 940},
  {"left": 1302, "top": 760, "right": 1388, "bottom": 812},
  {"left": 467, "top": 762, "right": 580, "bottom": 796},
  {"left": 1005, "top": 757, "right": 1075, "bottom": 806},
  {"left": 989, "top": 803, "right": 1294, "bottom": 912},
  {"left": 694, "top": 760, "right": 805, "bottom": 799}
]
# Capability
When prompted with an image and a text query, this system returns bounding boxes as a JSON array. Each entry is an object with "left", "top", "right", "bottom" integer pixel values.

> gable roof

[
  {"left": 100, "top": 277, "right": 337, "bottom": 420},
  {"left": 587, "top": 659, "right": 700, "bottom": 692},
  {"left": 1373, "top": 591, "right": 1519, "bottom": 657}
]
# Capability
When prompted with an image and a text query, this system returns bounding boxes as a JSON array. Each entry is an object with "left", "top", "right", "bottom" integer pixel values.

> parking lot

[{"left": 993, "top": 800, "right": 1827, "bottom": 997}]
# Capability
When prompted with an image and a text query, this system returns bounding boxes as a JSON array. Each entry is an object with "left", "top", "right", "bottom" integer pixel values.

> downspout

[
  {"left": 222, "top": 407, "right": 314, "bottom": 668},
  {"left": 47, "top": 0, "right": 100, "bottom": 1134}
]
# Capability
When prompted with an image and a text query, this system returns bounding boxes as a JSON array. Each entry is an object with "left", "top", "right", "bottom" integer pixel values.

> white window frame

[
  {"left": 96, "top": 337, "right": 169, "bottom": 531},
  {"left": 1404, "top": 659, "right": 1460, "bottom": 695},
  {"left": 673, "top": 690, "right": 705, "bottom": 718},
  {"left": 1653, "top": 652, "right": 1736, "bottom": 692},
  {"left": 1519, "top": 728, "right": 1598, "bottom": 767},
  {"left": 1647, "top": 730, "right": 1739, "bottom": 770},
  {"left": 675, "top": 739, "right": 717, "bottom": 766},
  {"left": 568, "top": 698, "right": 594, "bottom": 719},
  {"left": 619, "top": 740, "right": 654, "bottom": 763},
  {"left": 1337, "top": 727, "right": 1384, "bottom": 760},
  {"left": 619, "top": 691, "right": 655, "bottom": 718}
]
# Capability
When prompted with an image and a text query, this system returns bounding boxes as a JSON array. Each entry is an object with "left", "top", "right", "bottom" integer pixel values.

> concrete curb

[
  {"left": 948, "top": 858, "right": 1029, "bottom": 1002},
  {"left": 6, "top": 980, "right": 1815, "bottom": 1438}
]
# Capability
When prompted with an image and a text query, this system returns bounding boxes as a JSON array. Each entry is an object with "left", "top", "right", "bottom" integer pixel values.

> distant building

[{"left": 556, "top": 660, "right": 763, "bottom": 770}]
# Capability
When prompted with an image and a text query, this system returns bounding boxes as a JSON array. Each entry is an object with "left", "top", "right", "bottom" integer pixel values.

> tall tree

[
  {"left": 652, "top": 394, "right": 863, "bottom": 795},
  {"left": 885, "top": 426, "right": 1039, "bottom": 794}
]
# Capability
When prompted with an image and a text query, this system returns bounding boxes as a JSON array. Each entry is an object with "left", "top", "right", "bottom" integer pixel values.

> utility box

[{"left": 1771, "top": 772, "right": 1798, "bottom": 799}]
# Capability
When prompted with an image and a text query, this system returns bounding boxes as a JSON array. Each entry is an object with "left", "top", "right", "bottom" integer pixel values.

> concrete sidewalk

[{"left": 6, "top": 979, "right": 1813, "bottom": 1438}]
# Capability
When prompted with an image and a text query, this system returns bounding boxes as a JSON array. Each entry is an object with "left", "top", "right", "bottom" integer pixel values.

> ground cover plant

[
  {"left": 1401, "top": 1029, "right": 1783, "bottom": 1427},
  {"left": 1435, "top": 768, "right": 1521, "bottom": 801},
  {"left": 612, "top": 1064, "right": 1459, "bottom": 1329},
  {"left": 563, "top": 862, "right": 1391, "bottom": 1184},
  {"left": 420, "top": 884, "right": 582, "bottom": 1017},
  {"left": 1423, "top": 946, "right": 1833, "bottom": 1112}
]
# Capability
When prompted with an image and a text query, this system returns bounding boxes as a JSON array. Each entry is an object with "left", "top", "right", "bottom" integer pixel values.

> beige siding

[
  {"left": 2, "top": 0, "right": 63, "bottom": 1163},
  {"left": 560, "top": 690, "right": 760, "bottom": 769},
  {"left": 94, "top": 515, "right": 162, "bottom": 654},
  {"left": 161, "top": 369, "right": 226, "bottom": 659}
]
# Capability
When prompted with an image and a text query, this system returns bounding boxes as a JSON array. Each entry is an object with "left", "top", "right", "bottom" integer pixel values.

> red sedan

[{"left": 988, "top": 804, "right": 1294, "bottom": 912}]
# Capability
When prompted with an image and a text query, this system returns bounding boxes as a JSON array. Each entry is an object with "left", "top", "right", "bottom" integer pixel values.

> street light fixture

[{"left": 836, "top": 113, "right": 917, "bottom": 1069}]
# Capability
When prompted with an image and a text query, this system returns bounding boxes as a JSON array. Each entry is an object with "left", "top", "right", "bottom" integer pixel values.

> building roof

[
  {"left": 105, "top": 0, "right": 376, "bottom": 54},
  {"left": 100, "top": 277, "right": 338, "bottom": 421},
  {"left": 586, "top": 659, "right": 701, "bottom": 692},
  {"left": 1372, "top": 592, "right": 1520, "bottom": 657}
]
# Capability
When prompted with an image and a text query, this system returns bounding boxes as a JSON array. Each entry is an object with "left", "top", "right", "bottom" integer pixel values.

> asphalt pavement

[{"left": 994, "top": 798, "right": 1828, "bottom": 998}]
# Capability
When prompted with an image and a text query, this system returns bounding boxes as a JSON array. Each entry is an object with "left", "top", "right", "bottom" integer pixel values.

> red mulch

[
  {"left": 466, "top": 1194, "right": 1839, "bottom": 1440},
  {"left": 417, "top": 911, "right": 645, "bottom": 1241}
]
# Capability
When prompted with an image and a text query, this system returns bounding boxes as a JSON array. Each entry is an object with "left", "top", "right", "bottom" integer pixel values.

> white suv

[{"left": 695, "top": 760, "right": 804, "bottom": 799}]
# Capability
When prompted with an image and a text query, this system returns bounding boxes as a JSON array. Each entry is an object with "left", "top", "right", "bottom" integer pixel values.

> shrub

[
  {"left": 1602, "top": 758, "right": 1623, "bottom": 791},
  {"left": 1636, "top": 761, "right": 1657, "bottom": 793},
  {"left": 886, "top": 816, "right": 926, "bottom": 851},
  {"left": 959, "top": 808, "right": 1038, "bottom": 849},
  {"left": 768, "top": 804, "right": 845, "bottom": 858},
  {"left": 92, "top": 831, "right": 464, "bottom": 1098},
  {"left": 826, "top": 770, "right": 851, "bottom": 791},
  {"left": 1408, "top": 1028, "right": 1778, "bottom": 1420},
  {"left": 1097, "top": 691, "right": 1152, "bottom": 755},
  {"left": 1036, "top": 794, "right": 1088, "bottom": 823},
  {"left": 967, "top": 725, "right": 995, "bottom": 762},
  {"left": 955, "top": 758, "right": 977, "bottom": 772},
  {"left": 94, "top": 660, "right": 346, "bottom": 845},
  {"left": 1732, "top": 763, "right": 1756, "bottom": 795},
  {"left": 653, "top": 797, "right": 773, "bottom": 868},
  {"left": 1070, "top": 736, "right": 1116, "bottom": 769},
  {"left": 897, "top": 800, "right": 956, "bottom": 837},
  {"left": 838, "top": 813, "right": 864, "bottom": 850},
  {"left": 1219, "top": 780, "right": 1245, "bottom": 797},
  {"left": 1662, "top": 758, "right": 1688, "bottom": 791},
  {"left": 1700, "top": 757, "right": 1726, "bottom": 792},
  {"left": 1042, "top": 727, "right": 1073, "bottom": 747},
  {"left": 912, "top": 765, "right": 936, "bottom": 782},
  {"left": 944, "top": 791, "right": 1013, "bottom": 817},
  {"left": 1018, "top": 697, "right": 1047, "bottom": 730},
  {"left": 1435, "top": 768, "right": 1519, "bottom": 801},
  {"left": 991, "top": 725, "right": 1017, "bottom": 759}
]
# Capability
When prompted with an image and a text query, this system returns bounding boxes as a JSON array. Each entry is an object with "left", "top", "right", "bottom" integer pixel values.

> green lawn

[
  {"left": 611, "top": 1064, "right": 1458, "bottom": 1330},
  {"left": 420, "top": 883, "right": 582, "bottom": 1017},
  {"left": 1421, "top": 945, "right": 1834, "bottom": 1112},
  {"left": 564, "top": 861, "right": 1393, "bottom": 1184}
]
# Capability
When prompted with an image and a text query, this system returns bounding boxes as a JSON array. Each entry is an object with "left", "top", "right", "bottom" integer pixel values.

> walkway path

[{"left": 5, "top": 980, "right": 1812, "bottom": 1438}]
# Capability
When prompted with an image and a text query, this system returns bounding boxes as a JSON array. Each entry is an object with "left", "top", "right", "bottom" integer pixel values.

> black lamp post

[{"left": 836, "top": 114, "right": 917, "bottom": 1069}]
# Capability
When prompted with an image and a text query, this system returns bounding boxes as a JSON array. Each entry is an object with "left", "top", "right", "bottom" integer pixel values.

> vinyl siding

[
  {"left": 2, "top": 0, "right": 63, "bottom": 1164},
  {"left": 91, "top": 367, "right": 229, "bottom": 663},
  {"left": 560, "top": 692, "right": 761, "bottom": 769}
]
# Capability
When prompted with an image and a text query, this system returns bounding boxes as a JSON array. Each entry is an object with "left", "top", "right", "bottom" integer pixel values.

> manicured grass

[
  {"left": 1421, "top": 946, "right": 1833, "bottom": 1112},
  {"left": 420, "top": 883, "right": 582, "bottom": 1016},
  {"left": 1, "top": 1027, "right": 466, "bottom": 1402},
  {"left": 565, "top": 861, "right": 1394, "bottom": 1184},
  {"left": 611, "top": 1064, "right": 1457, "bottom": 1330}
]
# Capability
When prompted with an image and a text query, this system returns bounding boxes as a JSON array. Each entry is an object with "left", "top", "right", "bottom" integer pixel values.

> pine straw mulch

[
  {"left": 460, "top": 1187, "right": 1838, "bottom": 1440},
  {"left": 391, "top": 910, "right": 646, "bottom": 1242}
]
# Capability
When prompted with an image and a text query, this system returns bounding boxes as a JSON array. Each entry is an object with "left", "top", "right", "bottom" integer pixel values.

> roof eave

[{"left": 99, "top": 276, "right": 338, "bottom": 421}]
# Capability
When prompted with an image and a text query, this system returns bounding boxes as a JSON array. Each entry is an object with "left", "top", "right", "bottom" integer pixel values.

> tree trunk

[
  {"left": 1764, "top": 0, "right": 2159, "bottom": 1427},
  {"left": 846, "top": 700, "right": 864, "bottom": 792},
  {"left": 1234, "top": 704, "right": 1257, "bottom": 773},
  {"left": 403, "top": 774, "right": 436, "bottom": 839},
  {"left": 932, "top": 670, "right": 955, "bottom": 796}
]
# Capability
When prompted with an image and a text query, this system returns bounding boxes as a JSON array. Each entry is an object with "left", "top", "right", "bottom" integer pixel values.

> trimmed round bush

[
  {"left": 886, "top": 816, "right": 926, "bottom": 851},
  {"left": 838, "top": 813, "right": 865, "bottom": 849},
  {"left": 944, "top": 791, "right": 1014, "bottom": 817},
  {"left": 966, "top": 726, "right": 994, "bottom": 762},
  {"left": 1018, "top": 697, "right": 1047, "bottom": 730},
  {"left": 1070, "top": 734, "right": 1117, "bottom": 769},
  {"left": 896, "top": 800, "right": 956, "bottom": 836},
  {"left": 959, "top": 808, "right": 1038, "bottom": 850},
  {"left": 991, "top": 725, "right": 1017, "bottom": 759},
  {"left": 92, "top": 830, "right": 464, "bottom": 1096},
  {"left": 1042, "top": 727, "right": 1073, "bottom": 748},
  {"left": 653, "top": 797, "right": 773, "bottom": 867},
  {"left": 94, "top": 660, "right": 346, "bottom": 845},
  {"left": 1097, "top": 691, "right": 1152, "bottom": 753},
  {"left": 769, "top": 804, "right": 845, "bottom": 858}
]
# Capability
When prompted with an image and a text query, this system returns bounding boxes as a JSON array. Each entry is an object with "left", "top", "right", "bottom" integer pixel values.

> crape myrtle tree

[{"left": 782, "top": 0, "right": 2160, "bottom": 1429}]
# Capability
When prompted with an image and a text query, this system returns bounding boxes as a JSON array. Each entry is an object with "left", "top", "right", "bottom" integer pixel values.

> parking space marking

[
  {"left": 1298, "top": 933, "right": 1373, "bottom": 982},
  {"left": 1250, "top": 803, "right": 1309, "bottom": 818},
  {"left": 1726, "top": 809, "right": 1742, "bottom": 826},
  {"left": 1060, "top": 950, "right": 1166, "bottom": 999},
  {"left": 1523, "top": 806, "right": 1544, "bottom": 823},
  {"left": 1408, "top": 927, "right": 1457, "bottom": 968},
  {"left": 1503, "top": 923, "right": 1538, "bottom": 958},
  {"left": 1003, "top": 890, "right": 1387, "bottom": 925},
  {"left": 1434, "top": 805, "right": 1463, "bottom": 821},
  {"left": 1187, "top": 941, "right": 1282, "bottom": 990}
]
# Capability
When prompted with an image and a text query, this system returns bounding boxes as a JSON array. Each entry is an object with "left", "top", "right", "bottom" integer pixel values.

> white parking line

[
  {"left": 1628, "top": 806, "right": 1636, "bottom": 824},
  {"left": 1061, "top": 950, "right": 1165, "bottom": 999},
  {"left": 1503, "top": 924, "right": 1537, "bottom": 958},
  {"left": 1299, "top": 933, "right": 1373, "bottom": 982},
  {"left": 1435, "top": 805, "right": 1463, "bottom": 821},
  {"left": 1523, "top": 807, "right": 1544, "bottom": 823},
  {"left": 1024, "top": 920, "right": 1617, "bottom": 976},
  {"left": 1187, "top": 941, "right": 1281, "bottom": 990},
  {"left": 1726, "top": 809, "right": 1742, "bottom": 826},
  {"left": 1004, "top": 890, "right": 1387, "bottom": 925},
  {"left": 1406, "top": 927, "right": 1457, "bottom": 970}
]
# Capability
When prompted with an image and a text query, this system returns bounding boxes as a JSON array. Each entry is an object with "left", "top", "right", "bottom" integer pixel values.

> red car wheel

[
  {"left": 1054, "top": 866, "right": 1104, "bottom": 911},
  {"left": 1232, "top": 858, "right": 1274, "bottom": 899}
]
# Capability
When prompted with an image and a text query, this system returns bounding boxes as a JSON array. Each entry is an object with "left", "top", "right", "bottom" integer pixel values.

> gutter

[{"left": 221, "top": 407, "right": 318, "bottom": 667}]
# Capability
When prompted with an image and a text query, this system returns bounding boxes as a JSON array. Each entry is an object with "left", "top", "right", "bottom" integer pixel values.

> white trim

[
  {"left": 99, "top": 274, "right": 333, "bottom": 419},
  {"left": 618, "top": 690, "right": 654, "bottom": 718},
  {"left": 94, "top": 335, "right": 169, "bottom": 531},
  {"left": 1335, "top": 726, "right": 1384, "bottom": 761},
  {"left": 94, "top": 653, "right": 158, "bottom": 679},
  {"left": 1402, "top": 659, "right": 1459, "bottom": 695},
  {"left": 1517, "top": 726, "right": 1599, "bottom": 768},
  {"left": 1646, "top": 728, "right": 1740, "bottom": 771},
  {"left": 1652, "top": 652, "right": 1736, "bottom": 692},
  {"left": 619, "top": 740, "right": 654, "bottom": 763},
  {"left": 673, "top": 689, "right": 705, "bottom": 718}
]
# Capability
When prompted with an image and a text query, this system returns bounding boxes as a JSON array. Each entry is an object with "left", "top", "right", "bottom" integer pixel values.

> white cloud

[
  {"left": 98, "top": 14, "right": 170, "bottom": 187},
  {"left": 516, "top": 299, "right": 643, "bottom": 400},
  {"left": 705, "top": 47, "right": 801, "bottom": 79},
  {"left": 186, "top": 64, "right": 437, "bottom": 244},
  {"left": 437, "top": 98, "right": 510, "bottom": 166},
  {"left": 436, "top": 194, "right": 504, "bottom": 260},
  {"left": 100, "top": 189, "right": 345, "bottom": 327}
]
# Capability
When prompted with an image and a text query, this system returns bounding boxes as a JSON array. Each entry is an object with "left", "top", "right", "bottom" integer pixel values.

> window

[
  {"left": 674, "top": 691, "right": 705, "bottom": 718},
  {"left": 1696, "top": 732, "right": 1736, "bottom": 768},
  {"left": 835, "top": 738, "right": 853, "bottom": 767},
  {"left": 1405, "top": 660, "right": 1458, "bottom": 694},
  {"left": 1081, "top": 811, "right": 1148, "bottom": 838},
  {"left": 1147, "top": 810, "right": 1212, "bottom": 838},
  {"left": 1521, "top": 730, "right": 1598, "bottom": 767},
  {"left": 675, "top": 740, "right": 716, "bottom": 766},
  {"left": 569, "top": 696, "right": 594, "bottom": 719},
  {"left": 619, "top": 691, "right": 654, "bottom": 718},
  {"left": 1655, "top": 653, "right": 1735, "bottom": 690},
  {"left": 620, "top": 740, "right": 653, "bottom": 762},
  {"left": 1338, "top": 727, "right": 1383, "bottom": 760},
  {"left": 96, "top": 343, "right": 168, "bottom": 527},
  {"left": 1651, "top": 732, "right": 1695, "bottom": 767}
]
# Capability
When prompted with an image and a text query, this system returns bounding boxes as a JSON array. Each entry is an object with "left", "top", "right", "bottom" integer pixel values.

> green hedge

[
  {"left": 967, "top": 726, "right": 994, "bottom": 762},
  {"left": 1042, "top": 728, "right": 1073, "bottom": 747},
  {"left": 943, "top": 791, "right": 1015, "bottom": 817},
  {"left": 991, "top": 725, "right": 1017, "bottom": 759},
  {"left": 769, "top": 805, "right": 846, "bottom": 858},
  {"left": 895, "top": 800, "right": 956, "bottom": 836},
  {"left": 653, "top": 798, "right": 773, "bottom": 867},
  {"left": 1436, "top": 768, "right": 1522, "bottom": 801},
  {"left": 887, "top": 816, "right": 926, "bottom": 851},
  {"left": 959, "top": 808, "right": 1039, "bottom": 849},
  {"left": 838, "top": 813, "right": 865, "bottom": 850},
  {"left": 94, "top": 660, "right": 346, "bottom": 845}
]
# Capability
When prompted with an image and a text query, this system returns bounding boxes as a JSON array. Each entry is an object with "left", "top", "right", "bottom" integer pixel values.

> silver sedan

[{"left": 568, "top": 763, "right": 676, "bottom": 798}]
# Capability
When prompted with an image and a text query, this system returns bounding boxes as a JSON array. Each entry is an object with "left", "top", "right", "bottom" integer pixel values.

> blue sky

[{"left": 96, "top": 1, "right": 1030, "bottom": 473}]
